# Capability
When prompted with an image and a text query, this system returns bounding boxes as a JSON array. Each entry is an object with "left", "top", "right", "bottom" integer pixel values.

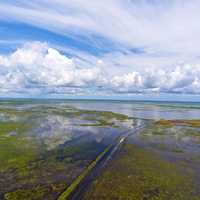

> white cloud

[
  {"left": 1, "top": 1, "right": 200, "bottom": 96},
  {"left": 1, "top": 0, "right": 200, "bottom": 56},
  {"left": 0, "top": 42, "right": 104, "bottom": 95},
  {"left": 109, "top": 65, "right": 200, "bottom": 94},
  {"left": 0, "top": 42, "right": 200, "bottom": 96}
]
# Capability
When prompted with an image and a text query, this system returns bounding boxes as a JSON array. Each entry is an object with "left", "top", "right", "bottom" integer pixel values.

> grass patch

[
  {"left": 74, "top": 110, "right": 130, "bottom": 121},
  {"left": 79, "top": 119, "right": 116, "bottom": 127},
  {"left": 0, "top": 121, "right": 27, "bottom": 135},
  {"left": 0, "top": 136, "right": 38, "bottom": 174},
  {"left": 84, "top": 143, "right": 199, "bottom": 200},
  {"left": 156, "top": 119, "right": 200, "bottom": 128},
  {"left": 4, "top": 186, "right": 48, "bottom": 200},
  {"left": 0, "top": 121, "right": 38, "bottom": 174}
]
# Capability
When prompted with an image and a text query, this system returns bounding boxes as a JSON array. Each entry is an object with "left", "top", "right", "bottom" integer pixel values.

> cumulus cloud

[
  {"left": 0, "top": 1, "right": 200, "bottom": 96},
  {"left": 110, "top": 65, "right": 200, "bottom": 94},
  {"left": 0, "top": 42, "right": 200, "bottom": 96},
  {"left": 0, "top": 42, "right": 104, "bottom": 95}
]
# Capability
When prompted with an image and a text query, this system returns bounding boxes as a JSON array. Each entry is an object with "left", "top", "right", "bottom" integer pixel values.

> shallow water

[
  {"left": 0, "top": 100, "right": 134, "bottom": 199},
  {"left": 58, "top": 100, "right": 200, "bottom": 120},
  {"left": 1, "top": 99, "right": 200, "bottom": 120},
  {"left": 0, "top": 99, "right": 200, "bottom": 200}
]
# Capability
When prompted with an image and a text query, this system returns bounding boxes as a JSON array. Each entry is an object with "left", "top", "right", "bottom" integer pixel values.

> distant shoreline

[{"left": 0, "top": 98, "right": 200, "bottom": 104}]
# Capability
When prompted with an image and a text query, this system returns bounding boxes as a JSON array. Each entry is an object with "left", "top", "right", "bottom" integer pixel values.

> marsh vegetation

[
  {"left": 0, "top": 100, "right": 132, "bottom": 200},
  {"left": 0, "top": 100, "right": 200, "bottom": 200}
]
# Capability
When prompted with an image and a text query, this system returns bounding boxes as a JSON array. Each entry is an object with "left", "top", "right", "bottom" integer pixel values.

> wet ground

[
  {"left": 0, "top": 100, "right": 200, "bottom": 200},
  {"left": 83, "top": 120, "right": 200, "bottom": 200},
  {"left": 0, "top": 100, "right": 133, "bottom": 200}
]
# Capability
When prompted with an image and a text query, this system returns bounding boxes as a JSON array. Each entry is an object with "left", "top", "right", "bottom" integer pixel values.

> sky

[{"left": 0, "top": 0, "right": 200, "bottom": 101}]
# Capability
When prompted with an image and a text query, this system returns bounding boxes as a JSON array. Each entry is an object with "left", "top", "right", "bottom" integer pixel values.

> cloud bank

[
  {"left": 0, "top": 1, "right": 200, "bottom": 96},
  {"left": 0, "top": 42, "right": 200, "bottom": 96}
]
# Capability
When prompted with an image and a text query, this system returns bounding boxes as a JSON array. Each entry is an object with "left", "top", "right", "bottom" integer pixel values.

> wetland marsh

[{"left": 0, "top": 100, "right": 200, "bottom": 200}]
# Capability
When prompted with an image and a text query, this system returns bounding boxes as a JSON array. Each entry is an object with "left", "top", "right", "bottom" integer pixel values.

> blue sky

[{"left": 0, "top": 0, "right": 200, "bottom": 101}]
